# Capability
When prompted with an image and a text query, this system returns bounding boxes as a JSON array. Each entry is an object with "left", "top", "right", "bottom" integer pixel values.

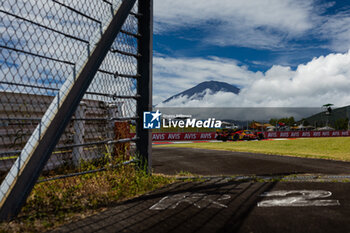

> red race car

[{"left": 216, "top": 127, "right": 264, "bottom": 141}]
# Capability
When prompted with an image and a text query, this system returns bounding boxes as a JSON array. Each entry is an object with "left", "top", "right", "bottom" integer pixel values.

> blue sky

[
  {"left": 152, "top": 0, "right": 350, "bottom": 107},
  {"left": 2, "top": 0, "right": 350, "bottom": 107}
]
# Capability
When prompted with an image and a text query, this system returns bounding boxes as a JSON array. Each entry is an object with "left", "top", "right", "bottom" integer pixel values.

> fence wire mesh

[{"left": 0, "top": 0, "right": 140, "bottom": 187}]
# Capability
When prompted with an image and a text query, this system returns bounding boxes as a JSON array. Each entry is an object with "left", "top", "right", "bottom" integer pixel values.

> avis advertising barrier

[
  {"left": 263, "top": 130, "right": 350, "bottom": 138},
  {"left": 129, "top": 132, "right": 217, "bottom": 141},
  {"left": 146, "top": 131, "right": 350, "bottom": 141}
]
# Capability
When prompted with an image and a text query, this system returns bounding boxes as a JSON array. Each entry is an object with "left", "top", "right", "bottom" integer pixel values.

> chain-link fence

[{"left": 0, "top": 0, "right": 152, "bottom": 220}]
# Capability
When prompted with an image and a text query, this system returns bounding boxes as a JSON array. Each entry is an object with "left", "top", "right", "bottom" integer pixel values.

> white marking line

[
  {"left": 172, "top": 141, "right": 194, "bottom": 144},
  {"left": 171, "top": 140, "right": 222, "bottom": 144},
  {"left": 271, "top": 138, "right": 288, "bottom": 140},
  {"left": 149, "top": 192, "right": 231, "bottom": 210},
  {"left": 257, "top": 190, "right": 340, "bottom": 207},
  {"left": 152, "top": 140, "right": 223, "bottom": 145}
]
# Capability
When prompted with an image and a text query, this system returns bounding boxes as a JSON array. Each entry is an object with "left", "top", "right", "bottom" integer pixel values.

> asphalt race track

[
  {"left": 152, "top": 147, "right": 350, "bottom": 176},
  {"left": 55, "top": 147, "right": 350, "bottom": 233}
]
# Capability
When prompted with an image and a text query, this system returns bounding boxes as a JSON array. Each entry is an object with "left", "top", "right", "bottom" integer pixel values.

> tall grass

[{"left": 0, "top": 165, "right": 175, "bottom": 232}]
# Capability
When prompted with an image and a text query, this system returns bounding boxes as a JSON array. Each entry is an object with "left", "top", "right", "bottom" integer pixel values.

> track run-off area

[{"left": 55, "top": 139, "right": 350, "bottom": 233}]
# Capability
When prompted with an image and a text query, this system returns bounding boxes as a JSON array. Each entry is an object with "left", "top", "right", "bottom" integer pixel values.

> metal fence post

[
  {"left": 72, "top": 102, "right": 86, "bottom": 166},
  {"left": 136, "top": 0, "right": 153, "bottom": 172}
]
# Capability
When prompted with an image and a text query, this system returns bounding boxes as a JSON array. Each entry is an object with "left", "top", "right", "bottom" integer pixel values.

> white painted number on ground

[
  {"left": 150, "top": 192, "right": 231, "bottom": 210},
  {"left": 257, "top": 190, "right": 340, "bottom": 207}
]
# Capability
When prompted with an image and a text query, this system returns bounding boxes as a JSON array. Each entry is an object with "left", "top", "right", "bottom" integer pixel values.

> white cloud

[
  {"left": 320, "top": 12, "right": 350, "bottom": 52},
  {"left": 154, "top": 0, "right": 316, "bottom": 49},
  {"left": 154, "top": 0, "right": 350, "bottom": 53},
  {"left": 155, "top": 51, "right": 350, "bottom": 107}
]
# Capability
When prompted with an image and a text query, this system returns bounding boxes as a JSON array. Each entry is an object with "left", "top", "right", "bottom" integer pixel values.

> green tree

[
  {"left": 334, "top": 118, "right": 349, "bottom": 130},
  {"left": 287, "top": 117, "right": 295, "bottom": 126},
  {"left": 269, "top": 118, "right": 278, "bottom": 126}
]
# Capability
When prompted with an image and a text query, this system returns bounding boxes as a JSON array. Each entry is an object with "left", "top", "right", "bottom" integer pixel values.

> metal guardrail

[{"left": 0, "top": 0, "right": 152, "bottom": 220}]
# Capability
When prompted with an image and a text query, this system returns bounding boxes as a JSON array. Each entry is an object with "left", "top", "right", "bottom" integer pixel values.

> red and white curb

[
  {"left": 152, "top": 140, "right": 222, "bottom": 145},
  {"left": 152, "top": 138, "right": 300, "bottom": 145}
]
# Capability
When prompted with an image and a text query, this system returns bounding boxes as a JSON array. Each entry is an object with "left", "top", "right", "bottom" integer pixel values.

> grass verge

[
  {"left": 0, "top": 165, "right": 175, "bottom": 233},
  {"left": 156, "top": 137, "right": 350, "bottom": 161}
]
